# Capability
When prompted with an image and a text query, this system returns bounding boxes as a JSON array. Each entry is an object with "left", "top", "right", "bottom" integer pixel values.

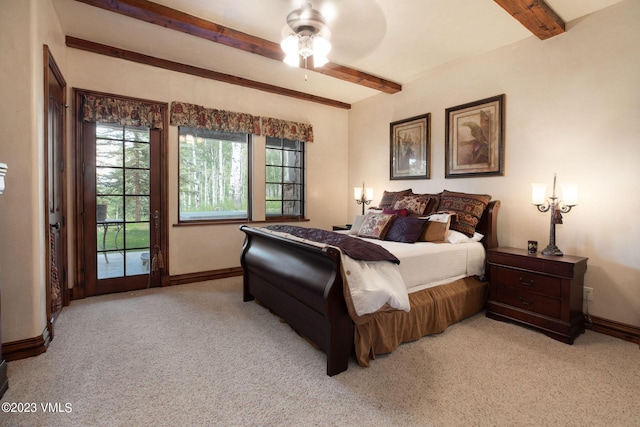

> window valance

[
  {"left": 170, "top": 101, "right": 261, "bottom": 135},
  {"left": 169, "top": 101, "right": 314, "bottom": 143},
  {"left": 81, "top": 94, "right": 164, "bottom": 129},
  {"left": 261, "top": 117, "right": 314, "bottom": 143}
]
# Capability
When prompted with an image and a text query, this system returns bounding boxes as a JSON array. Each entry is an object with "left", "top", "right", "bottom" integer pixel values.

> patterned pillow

[
  {"left": 438, "top": 190, "right": 491, "bottom": 237},
  {"left": 392, "top": 195, "right": 436, "bottom": 216},
  {"left": 379, "top": 189, "right": 412, "bottom": 209},
  {"left": 385, "top": 216, "right": 428, "bottom": 243},
  {"left": 357, "top": 212, "right": 396, "bottom": 240},
  {"left": 412, "top": 193, "right": 441, "bottom": 215}
]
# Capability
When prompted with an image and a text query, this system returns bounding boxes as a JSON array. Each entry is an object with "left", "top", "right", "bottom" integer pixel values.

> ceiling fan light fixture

[{"left": 281, "top": 1, "right": 331, "bottom": 70}]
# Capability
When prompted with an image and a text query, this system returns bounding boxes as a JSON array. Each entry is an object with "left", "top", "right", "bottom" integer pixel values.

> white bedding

[{"left": 256, "top": 226, "right": 486, "bottom": 318}]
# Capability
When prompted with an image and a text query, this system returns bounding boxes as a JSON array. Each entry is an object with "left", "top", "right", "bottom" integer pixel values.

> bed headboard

[{"left": 476, "top": 200, "right": 500, "bottom": 250}]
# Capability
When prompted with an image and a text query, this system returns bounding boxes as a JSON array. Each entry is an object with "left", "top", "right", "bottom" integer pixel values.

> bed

[{"left": 240, "top": 193, "right": 500, "bottom": 376}]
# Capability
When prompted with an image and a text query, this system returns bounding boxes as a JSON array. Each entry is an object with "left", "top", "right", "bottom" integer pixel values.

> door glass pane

[
  {"left": 125, "top": 222, "right": 150, "bottom": 249},
  {"left": 96, "top": 124, "right": 151, "bottom": 280},
  {"left": 96, "top": 167, "right": 123, "bottom": 195},
  {"left": 125, "top": 169, "right": 149, "bottom": 195},
  {"left": 124, "top": 141, "right": 150, "bottom": 169}
]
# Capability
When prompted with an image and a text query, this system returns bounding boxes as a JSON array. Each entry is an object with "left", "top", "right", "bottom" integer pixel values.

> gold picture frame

[
  {"left": 390, "top": 113, "right": 430, "bottom": 180},
  {"left": 445, "top": 94, "right": 505, "bottom": 178}
]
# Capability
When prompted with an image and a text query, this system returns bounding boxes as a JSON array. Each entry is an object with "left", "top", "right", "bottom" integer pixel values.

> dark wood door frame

[
  {"left": 44, "top": 45, "right": 68, "bottom": 339},
  {"left": 72, "top": 89, "right": 169, "bottom": 299}
]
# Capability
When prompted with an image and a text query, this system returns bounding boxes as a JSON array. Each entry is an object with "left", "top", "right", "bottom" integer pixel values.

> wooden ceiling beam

[
  {"left": 494, "top": 0, "right": 565, "bottom": 40},
  {"left": 65, "top": 36, "right": 351, "bottom": 109},
  {"left": 74, "top": 0, "right": 402, "bottom": 94}
]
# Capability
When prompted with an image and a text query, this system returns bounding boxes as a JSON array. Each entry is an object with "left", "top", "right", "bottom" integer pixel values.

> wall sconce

[
  {"left": 354, "top": 183, "right": 374, "bottom": 215},
  {"left": 532, "top": 173, "right": 577, "bottom": 256}
]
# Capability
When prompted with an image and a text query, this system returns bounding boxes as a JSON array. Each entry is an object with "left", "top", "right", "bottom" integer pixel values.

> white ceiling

[{"left": 51, "top": 0, "right": 624, "bottom": 106}]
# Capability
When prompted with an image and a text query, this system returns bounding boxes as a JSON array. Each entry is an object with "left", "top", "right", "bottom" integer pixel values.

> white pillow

[
  {"left": 349, "top": 215, "right": 366, "bottom": 235},
  {"left": 446, "top": 230, "right": 484, "bottom": 244}
]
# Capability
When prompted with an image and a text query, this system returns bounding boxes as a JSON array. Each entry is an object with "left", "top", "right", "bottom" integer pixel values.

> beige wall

[
  {"left": 348, "top": 0, "right": 640, "bottom": 326},
  {"left": 0, "top": 0, "right": 67, "bottom": 342},
  {"left": 66, "top": 50, "right": 349, "bottom": 275}
]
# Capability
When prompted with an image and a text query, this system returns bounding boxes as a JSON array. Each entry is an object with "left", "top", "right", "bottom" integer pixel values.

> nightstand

[
  {"left": 332, "top": 225, "right": 351, "bottom": 231},
  {"left": 486, "top": 247, "right": 588, "bottom": 344}
]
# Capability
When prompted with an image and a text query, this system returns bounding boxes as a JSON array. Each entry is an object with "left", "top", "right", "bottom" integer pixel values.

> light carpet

[{"left": 1, "top": 277, "right": 639, "bottom": 426}]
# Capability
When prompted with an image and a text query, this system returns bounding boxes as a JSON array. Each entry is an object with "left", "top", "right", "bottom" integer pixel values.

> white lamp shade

[
  {"left": 531, "top": 183, "right": 547, "bottom": 205},
  {"left": 281, "top": 34, "right": 298, "bottom": 55},
  {"left": 365, "top": 188, "right": 374, "bottom": 202},
  {"left": 354, "top": 187, "right": 362, "bottom": 201},
  {"left": 312, "top": 36, "right": 331, "bottom": 67},
  {"left": 561, "top": 184, "right": 578, "bottom": 206}
]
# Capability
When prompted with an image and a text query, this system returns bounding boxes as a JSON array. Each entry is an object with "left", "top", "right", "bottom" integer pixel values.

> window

[
  {"left": 178, "top": 127, "right": 250, "bottom": 221},
  {"left": 266, "top": 137, "right": 305, "bottom": 219}
]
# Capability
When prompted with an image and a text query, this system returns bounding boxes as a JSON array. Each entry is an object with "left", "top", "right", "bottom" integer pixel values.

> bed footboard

[{"left": 240, "top": 225, "right": 354, "bottom": 376}]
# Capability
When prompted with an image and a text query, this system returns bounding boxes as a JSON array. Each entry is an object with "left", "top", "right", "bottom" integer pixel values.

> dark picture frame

[
  {"left": 445, "top": 94, "right": 505, "bottom": 178},
  {"left": 390, "top": 113, "right": 430, "bottom": 180}
]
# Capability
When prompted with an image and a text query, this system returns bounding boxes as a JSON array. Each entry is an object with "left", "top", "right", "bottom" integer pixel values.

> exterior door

[
  {"left": 45, "top": 46, "right": 67, "bottom": 336},
  {"left": 81, "top": 122, "right": 163, "bottom": 296}
]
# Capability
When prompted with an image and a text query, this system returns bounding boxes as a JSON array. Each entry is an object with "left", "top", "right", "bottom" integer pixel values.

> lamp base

[{"left": 541, "top": 244, "right": 563, "bottom": 256}]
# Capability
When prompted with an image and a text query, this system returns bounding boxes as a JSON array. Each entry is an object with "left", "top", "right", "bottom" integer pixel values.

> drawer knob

[
  {"left": 519, "top": 277, "right": 534, "bottom": 286},
  {"left": 518, "top": 296, "right": 534, "bottom": 306}
]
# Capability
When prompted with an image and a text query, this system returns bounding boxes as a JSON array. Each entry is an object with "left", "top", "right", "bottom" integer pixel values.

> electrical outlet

[{"left": 583, "top": 287, "right": 593, "bottom": 301}]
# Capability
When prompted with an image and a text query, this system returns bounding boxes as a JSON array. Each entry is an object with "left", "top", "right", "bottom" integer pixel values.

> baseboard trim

[
  {"left": 586, "top": 315, "right": 640, "bottom": 347},
  {"left": 2, "top": 326, "right": 51, "bottom": 362},
  {"left": 169, "top": 266, "right": 243, "bottom": 286}
]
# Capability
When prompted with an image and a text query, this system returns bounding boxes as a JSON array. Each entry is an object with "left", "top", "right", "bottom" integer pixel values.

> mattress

[{"left": 351, "top": 236, "right": 486, "bottom": 293}]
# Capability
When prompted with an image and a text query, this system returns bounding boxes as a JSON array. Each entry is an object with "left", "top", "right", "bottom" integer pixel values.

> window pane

[
  {"left": 179, "top": 127, "right": 249, "bottom": 221},
  {"left": 266, "top": 200, "right": 282, "bottom": 215},
  {"left": 266, "top": 183, "right": 281, "bottom": 198},
  {"left": 97, "top": 196, "right": 123, "bottom": 220},
  {"left": 125, "top": 195, "right": 150, "bottom": 222},
  {"left": 283, "top": 183, "right": 300, "bottom": 200},
  {"left": 125, "top": 169, "right": 149, "bottom": 195},
  {"left": 96, "top": 139, "right": 123, "bottom": 167},
  {"left": 96, "top": 124, "right": 123, "bottom": 140},
  {"left": 266, "top": 166, "right": 282, "bottom": 182},
  {"left": 282, "top": 167, "right": 302, "bottom": 183},
  {"left": 124, "top": 142, "right": 150, "bottom": 169},
  {"left": 266, "top": 148, "right": 282, "bottom": 166},
  {"left": 96, "top": 167, "right": 123, "bottom": 195},
  {"left": 124, "top": 126, "right": 150, "bottom": 142},
  {"left": 125, "top": 222, "right": 150, "bottom": 249},
  {"left": 283, "top": 151, "right": 301, "bottom": 167},
  {"left": 283, "top": 139, "right": 299, "bottom": 150}
]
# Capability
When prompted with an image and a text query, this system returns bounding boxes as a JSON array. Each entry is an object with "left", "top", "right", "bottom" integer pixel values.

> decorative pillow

[
  {"left": 379, "top": 189, "right": 412, "bottom": 209},
  {"left": 348, "top": 215, "right": 366, "bottom": 235},
  {"left": 385, "top": 216, "right": 428, "bottom": 243},
  {"left": 412, "top": 193, "right": 441, "bottom": 215},
  {"left": 392, "top": 194, "right": 435, "bottom": 216},
  {"left": 418, "top": 213, "right": 454, "bottom": 242},
  {"left": 438, "top": 190, "right": 491, "bottom": 237},
  {"left": 357, "top": 212, "right": 396, "bottom": 240},
  {"left": 382, "top": 208, "right": 409, "bottom": 217}
]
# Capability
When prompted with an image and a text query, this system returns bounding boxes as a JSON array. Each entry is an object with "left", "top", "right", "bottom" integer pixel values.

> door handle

[{"left": 51, "top": 222, "right": 60, "bottom": 230}]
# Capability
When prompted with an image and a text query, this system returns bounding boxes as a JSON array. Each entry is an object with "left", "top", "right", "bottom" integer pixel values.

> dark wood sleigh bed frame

[{"left": 240, "top": 200, "right": 500, "bottom": 376}]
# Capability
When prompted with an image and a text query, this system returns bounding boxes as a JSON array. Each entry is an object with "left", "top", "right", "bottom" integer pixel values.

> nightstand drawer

[
  {"left": 494, "top": 285, "right": 561, "bottom": 318},
  {"left": 494, "top": 267, "right": 561, "bottom": 298}
]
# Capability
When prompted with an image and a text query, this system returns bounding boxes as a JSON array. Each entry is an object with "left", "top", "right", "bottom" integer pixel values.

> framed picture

[
  {"left": 390, "top": 113, "right": 430, "bottom": 180},
  {"left": 445, "top": 94, "right": 505, "bottom": 178}
]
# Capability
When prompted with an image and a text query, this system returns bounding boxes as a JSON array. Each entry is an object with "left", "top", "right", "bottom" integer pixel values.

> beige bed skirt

[{"left": 353, "top": 276, "right": 488, "bottom": 367}]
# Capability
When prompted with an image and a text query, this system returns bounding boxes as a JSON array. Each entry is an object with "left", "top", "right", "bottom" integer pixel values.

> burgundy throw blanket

[{"left": 264, "top": 225, "right": 399, "bottom": 264}]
